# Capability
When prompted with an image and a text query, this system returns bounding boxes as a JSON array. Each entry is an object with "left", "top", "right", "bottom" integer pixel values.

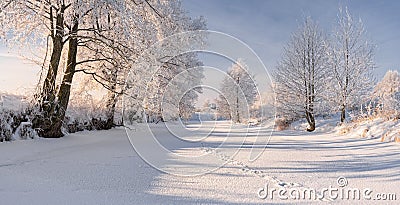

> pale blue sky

[
  {"left": 1, "top": 0, "right": 399, "bottom": 94},
  {"left": 182, "top": 0, "right": 400, "bottom": 78}
]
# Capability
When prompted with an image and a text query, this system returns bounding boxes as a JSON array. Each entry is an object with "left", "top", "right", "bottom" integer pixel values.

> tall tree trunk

[
  {"left": 41, "top": 9, "right": 65, "bottom": 108},
  {"left": 105, "top": 69, "right": 118, "bottom": 129},
  {"left": 305, "top": 85, "right": 316, "bottom": 132},
  {"left": 236, "top": 95, "right": 240, "bottom": 123},
  {"left": 305, "top": 111, "right": 316, "bottom": 132},
  {"left": 236, "top": 76, "right": 240, "bottom": 123},
  {"left": 33, "top": 7, "right": 66, "bottom": 137},
  {"left": 340, "top": 104, "right": 346, "bottom": 123},
  {"left": 42, "top": 18, "right": 79, "bottom": 138}
]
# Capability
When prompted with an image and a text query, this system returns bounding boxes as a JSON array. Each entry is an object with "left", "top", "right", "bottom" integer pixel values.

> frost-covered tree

[
  {"left": 0, "top": 0, "right": 187, "bottom": 137},
  {"left": 179, "top": 89, "right": 198, "bottom": 121},
  {"left": 218, "top": 59, "right": 257, "bottom": 123},
  {"left": 328, "top": 7, "right": 375, "bottom": 123},
  {"left": 128, "top": 8, "right": 207, "bottom": 123},
  {"left": 372, "top": 70, "right": 400, "bottom": 118},
  {"left": 72, "top": 1, "right": 164, "bottom": 128},
  {"left": 274, "top": 17, "right": 328, "bottom": 131},
  {"left": 144, "top": 52, "right": 205, "bottom": 122}
]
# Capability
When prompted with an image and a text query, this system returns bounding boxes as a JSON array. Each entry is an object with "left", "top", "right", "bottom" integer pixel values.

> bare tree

[
  {"left": 274, "top": 17, "right": 328, "bottom": 131},
  {"left": 328, "top": 7, "right": 375, "bottom": 123},
  {"left": 218, "top": 59, "right": 257, "bottom": 123}
]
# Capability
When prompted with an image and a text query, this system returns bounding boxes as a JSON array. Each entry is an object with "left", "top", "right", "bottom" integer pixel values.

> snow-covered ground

[{"left": 1, "top": 120, "right": 399, "bottom": 204}]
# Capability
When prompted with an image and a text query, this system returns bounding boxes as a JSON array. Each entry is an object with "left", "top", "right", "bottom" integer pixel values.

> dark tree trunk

[
  {"left": 41, "top": 18, "right": 79, "bottom": 138},
  {"left": 306, "top": 86, "right": 316, "bottom": 132},
  {"left": 305, "top": 111, "right": 316, "bottom": 132},
  {"left": 33, "top": 6, "right": 66, "bottom": 137},
  {"left": 305, "top": 52, "right": 316, "bottom": 132},
  {"left": 340, "top": 104, "right": 346, "bottom": 123},
  {"left": 235, "top": 76, "right": 240, "bottom": 123},
  {"left": 41, "top": 9, "right": 65, "bottom": 108},
  {"left": 105, "top": 93, "right": 117, "bottom": 129},
  {"left": 236, "top": 95, "right": 240, "bottom": 123},
  {"left": 105, "top": 70, "right": 118, "bottom": 129}
]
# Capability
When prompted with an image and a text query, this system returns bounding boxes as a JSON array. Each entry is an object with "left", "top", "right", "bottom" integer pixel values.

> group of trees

[
  {"left": 0, "top": 0, "right": 206, "bottom": 138},
  {"left": 274, "top": 7, "right": 376, "bottom": 131},
  {"left": 1, "top": 2, "right": 397, "bottom": 138},
  {"left": 214, "top": 7, "right": 398, "bottom": 130}
]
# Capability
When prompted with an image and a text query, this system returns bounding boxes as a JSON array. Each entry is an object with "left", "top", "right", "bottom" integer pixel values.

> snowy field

[{"left": 0, "top": 121, "right": 399, "bottom": 204}]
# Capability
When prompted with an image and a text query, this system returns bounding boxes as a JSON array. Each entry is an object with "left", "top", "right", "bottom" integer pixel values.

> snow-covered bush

[
  {"left": 0, "top": 93, "right": 38, "bottom": 142},
  {"left": 64, "top": 104, "right": 113, "bottom": 133},
  {"left": 14, "top": 122, "right": 37, "bottom": 140},
  {"left": 62, "top": 75, "right": 125, "bottom": 133},
  {"left": 274, "top": 118, "right": 292, "bottom": 131},
  {"left": 337, "top": 117, "right": 400, "bottom": 143},
  {"left": 0, "top": 110, "right": 13, "bottom": 142}
]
